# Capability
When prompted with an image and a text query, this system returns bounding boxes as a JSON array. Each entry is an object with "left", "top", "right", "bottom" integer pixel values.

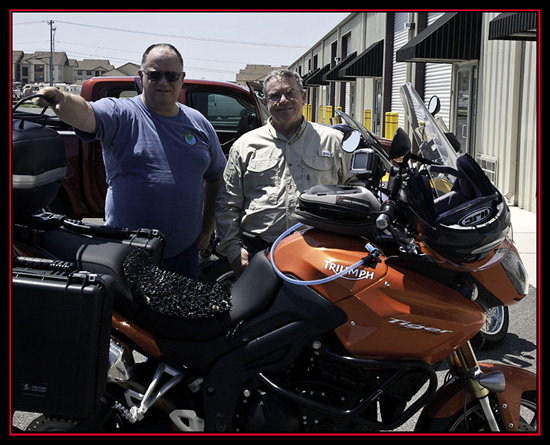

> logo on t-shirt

[{"left": 183, "top": 132, "right": 198, "bottom": 146}]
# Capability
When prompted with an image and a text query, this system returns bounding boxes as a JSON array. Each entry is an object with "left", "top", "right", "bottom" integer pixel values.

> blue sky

[{"left": 11, "top": 10, "right": 351, "bottom": 82}]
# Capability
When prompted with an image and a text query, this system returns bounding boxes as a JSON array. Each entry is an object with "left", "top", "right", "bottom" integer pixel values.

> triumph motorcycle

[{"left": 11, "top": 84, "right": 536, "bottom": 433}]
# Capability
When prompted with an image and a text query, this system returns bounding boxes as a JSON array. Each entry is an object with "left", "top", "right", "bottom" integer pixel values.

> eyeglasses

[
  {"left": 143, "top": 71, "right": 182, "bottom": 82},
  {"left": 266, "top": 89, "right": 302, "bottom": 103}
]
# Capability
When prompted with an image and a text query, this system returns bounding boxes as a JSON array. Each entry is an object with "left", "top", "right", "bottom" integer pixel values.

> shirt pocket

[
  {"left": 301, "top": 149, "right": 336, "bottom": 188},
  {"left": 245, "top": 157, "right": 280, "bottom": 206}
]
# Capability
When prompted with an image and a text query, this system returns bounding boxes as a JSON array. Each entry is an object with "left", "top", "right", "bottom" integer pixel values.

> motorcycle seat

[
  {"left": 133, "top": 250, "right": 282, "bottom": 340},
  {"left": 37, "top": 224, "right": 282, "bottom": 341}
]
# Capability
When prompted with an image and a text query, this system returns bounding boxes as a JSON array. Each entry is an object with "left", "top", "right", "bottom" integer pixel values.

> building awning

[
  {"left": 396, "top": 12, "right": 482, "bottom": 63},
  {"left": 339, "top": 40, "right": 384, "bottom": 78},
  {"left": 301, "top": 68, "right": 318, "bottom": 85},
  {"left": 488, "top": 12, "right": 538, "bottom": 41},
  {"left": 304, "top": 64, "right": 330, "bottom": 87},
  {"left": 322, "top": 52, "right": 357, "bottom": 82}
]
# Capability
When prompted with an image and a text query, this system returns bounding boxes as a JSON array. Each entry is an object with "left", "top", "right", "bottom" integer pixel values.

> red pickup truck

[{"left": 50, "top": 76, "right": 268, "bottom": 219}]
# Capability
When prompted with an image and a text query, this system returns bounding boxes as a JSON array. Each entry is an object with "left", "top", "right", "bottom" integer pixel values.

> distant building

[
  {"left": 103, "top": 62, "right": 141, "bottom": 77},
  {"left": 75, "top": 59, "right": 115, "bottom": 83},
  {"left": 235, "top": 64, "right": 287, "bottom": 86},
  {"left": 11, "top": 50, "right": 127, "bottom": 85},
  {"left": 14, "top": 50, "right": 77, "bottom": 85}
]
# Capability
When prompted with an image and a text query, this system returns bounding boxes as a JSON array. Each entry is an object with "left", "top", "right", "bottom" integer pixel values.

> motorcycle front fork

[{"left": 448, "top": 342, "right": 505, "bottom": 432}]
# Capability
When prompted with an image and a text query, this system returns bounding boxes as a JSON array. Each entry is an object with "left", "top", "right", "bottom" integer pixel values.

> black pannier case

[
  {"left": 32, "top": 215, "right": 166, "bottom": 319},
  {"left": 11, "top": 268, "right": 115, "bottom": 417},
  {"left": 11, "top": 119, "right": 68, "bottom": 221}
]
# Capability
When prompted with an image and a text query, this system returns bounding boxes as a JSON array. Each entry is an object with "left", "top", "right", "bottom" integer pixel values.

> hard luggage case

[
  {"left": 30, "top": 213, "right": 166, "bottom": 318},
  {"left": 11, "top": 267, "right": 115, "bottom": 417},
  {"left": 11, "top": 119, "right": 68, "bottom": 221}
]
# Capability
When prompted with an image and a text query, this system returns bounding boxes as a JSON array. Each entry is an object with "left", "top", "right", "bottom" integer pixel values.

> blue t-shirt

[{"left": 76, "top": 95, "right": 226, "bottom": 257}]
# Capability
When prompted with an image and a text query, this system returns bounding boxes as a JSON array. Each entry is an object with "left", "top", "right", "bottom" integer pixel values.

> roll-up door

[
  {"left": 391, "top": 12, "right": 408, "bottom": 129},
  {"left": 424, "top": 12, "right": 452, "bottom": 127}
]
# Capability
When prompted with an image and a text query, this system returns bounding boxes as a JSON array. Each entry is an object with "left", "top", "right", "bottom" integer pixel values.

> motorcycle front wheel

[
  {"left": 419, "top": 391, "right": 537, "bottom": 432},
  {"left": 480, "top": 306, "right": 509, "bottom": 348}
]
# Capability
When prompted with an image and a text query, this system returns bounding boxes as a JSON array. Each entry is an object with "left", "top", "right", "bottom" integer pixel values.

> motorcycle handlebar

[
  {"left": 375, "top": 199, "right": 417, "bottom": 254},
  {"left": 376, "top": 200, "right": 399, "bottom": 230}
]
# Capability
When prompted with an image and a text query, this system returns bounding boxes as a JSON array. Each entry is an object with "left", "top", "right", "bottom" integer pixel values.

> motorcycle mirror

[
  {"left": 342, "top": 129, "right": 361, "bottom": 153},
  {"left": 389, "top": 127, "right": 411, "bottom": 159},
  {"left": 428, "top": 95, "right": 441, "bottom": 116}
]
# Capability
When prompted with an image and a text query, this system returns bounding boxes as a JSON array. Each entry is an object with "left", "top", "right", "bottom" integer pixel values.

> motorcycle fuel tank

[{"left": 272, "top": 228, "right": 485, "bottom": 364}]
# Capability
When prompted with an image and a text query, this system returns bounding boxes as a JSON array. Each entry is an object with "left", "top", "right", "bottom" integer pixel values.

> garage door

[
  {"left": 423, "top": 12, "right": 452, "bottom": 127},
  {"left": 391, "top": 12, "right": 409, "bottom": 129}
]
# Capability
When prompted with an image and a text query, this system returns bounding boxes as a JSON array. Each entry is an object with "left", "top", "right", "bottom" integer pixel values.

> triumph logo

[
  {"left": 323, "top": 260, "right": 375, "bottom": 281},
  {"left": 459, "top": 207, "right": 492, "bottom": 227}
]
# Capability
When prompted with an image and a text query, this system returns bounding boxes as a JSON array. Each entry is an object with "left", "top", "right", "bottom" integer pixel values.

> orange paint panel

[{"left": 272, "top": 227, "right": 485, "bottom": 364}]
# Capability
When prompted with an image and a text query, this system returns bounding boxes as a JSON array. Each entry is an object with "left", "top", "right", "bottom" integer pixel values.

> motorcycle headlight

[{"left": 500, "top": 248, "right": 529, "bottom": 296}]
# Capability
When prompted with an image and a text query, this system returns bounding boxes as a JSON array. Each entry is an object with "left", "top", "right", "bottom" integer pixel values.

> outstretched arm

[{"left": 36, "top": 87, "right": 96, "bottom": 134}]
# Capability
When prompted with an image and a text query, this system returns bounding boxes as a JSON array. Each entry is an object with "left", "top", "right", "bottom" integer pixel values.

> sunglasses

[
  {"left": 267, "top": 89, "right": 302, "bottom": 103},
  {"left": 143, "top": 71, "right": 182, "bottom": 82}
]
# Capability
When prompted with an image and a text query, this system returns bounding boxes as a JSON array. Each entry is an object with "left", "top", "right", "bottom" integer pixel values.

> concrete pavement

[{"left": 510, "top": 206, "right": 538, "bottom": 288}]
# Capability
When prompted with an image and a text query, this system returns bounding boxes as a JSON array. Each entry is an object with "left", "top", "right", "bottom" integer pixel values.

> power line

[
  {"left": 54, "top": 20, "right": 309, "bottom": 49},
  {"left": 56, "top": 41, "right": 249, "bottom": 66}
]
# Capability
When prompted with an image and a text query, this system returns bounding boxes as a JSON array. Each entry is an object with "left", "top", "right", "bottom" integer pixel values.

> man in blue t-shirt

[{"left": 37, "top": 44, "right": 226, "bottom": 279}]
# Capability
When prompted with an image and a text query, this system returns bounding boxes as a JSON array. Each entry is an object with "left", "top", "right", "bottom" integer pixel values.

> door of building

[{"left": 454, "top": 65, "right": 477, "bottom": 154}]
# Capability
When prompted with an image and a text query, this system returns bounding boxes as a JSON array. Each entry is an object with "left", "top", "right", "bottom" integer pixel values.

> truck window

[
  {"left": 105, "top": 87, "right": 139, "bottom": 98},
  {"left": 189, "top": 91, "right": 257, "bottom": 152}
]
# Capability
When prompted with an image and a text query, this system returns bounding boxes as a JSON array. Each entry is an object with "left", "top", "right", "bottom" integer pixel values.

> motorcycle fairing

[
  {"left": 417, "top": 363, "right": 536, "bottom": 432},
  {"left": 272, "top": 227, "right": 484, "bottom": 364},
  {"left": 272, "top": 227, "right": 390, "bottom": 302}
]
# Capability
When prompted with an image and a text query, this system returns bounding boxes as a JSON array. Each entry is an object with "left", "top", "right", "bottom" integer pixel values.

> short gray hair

[{"left": 263, "top": 69, "right": 304, "bottom": 96}]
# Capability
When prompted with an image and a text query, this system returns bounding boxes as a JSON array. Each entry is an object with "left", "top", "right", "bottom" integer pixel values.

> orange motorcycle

[{"left": 11, "top": 85, "right": 536, "bottom": 433}]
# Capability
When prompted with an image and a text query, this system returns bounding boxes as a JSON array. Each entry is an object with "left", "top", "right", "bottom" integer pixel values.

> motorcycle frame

[{"left": 245, "top": 348, "right": 438, "bottom": 431}]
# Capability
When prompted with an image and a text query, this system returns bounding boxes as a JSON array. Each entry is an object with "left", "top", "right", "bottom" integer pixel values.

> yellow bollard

[
  {"left": 318, "top": 105, "right": 323, "bottom": 123},
  {"left": 391, "top": 112, "right": 398, "bottom": 136},
  {"left": 385, "top": 112, "right": 398, "bottom": 139},
  {"left": 364, "top": 110, "right": 371, "bottom": 132},
  {"left": 325, "top": 105, "right": 333, "bottom": 124},
  {"left": 332, "top": 106, "right": 342, "bottom": 124},
  {"left": 302, "top": 104, "right": 307, "bottom": 119},
  {"left": 307, "top": 104, "right": 312, "bottom": 121}
]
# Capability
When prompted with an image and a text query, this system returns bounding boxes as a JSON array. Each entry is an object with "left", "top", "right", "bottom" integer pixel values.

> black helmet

[{"left": 407, "top": 154, "right": 511, "bottom": 264}]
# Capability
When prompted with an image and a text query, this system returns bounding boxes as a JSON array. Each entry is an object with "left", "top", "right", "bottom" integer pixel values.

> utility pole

[{"left": 48, "top": 20, "right": 56, "bottom": 86}]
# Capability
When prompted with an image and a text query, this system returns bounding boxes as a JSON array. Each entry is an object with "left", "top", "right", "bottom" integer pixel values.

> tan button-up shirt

[{"left": 215, "top": 118, "right": 355, "bottom": 263}]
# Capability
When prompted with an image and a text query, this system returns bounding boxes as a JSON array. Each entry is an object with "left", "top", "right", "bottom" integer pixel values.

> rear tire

[{"left": 26, "top": 415, "right": 79, "bottom": 432}]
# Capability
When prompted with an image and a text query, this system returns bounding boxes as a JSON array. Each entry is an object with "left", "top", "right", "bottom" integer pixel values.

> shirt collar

[{"left": 267, "top": 117, "right": 308, "bottom": 142}]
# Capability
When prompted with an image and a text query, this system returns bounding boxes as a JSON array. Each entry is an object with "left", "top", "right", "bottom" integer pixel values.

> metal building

[{"left": 288, "top": 11, "right": 538, "bottom": 212}]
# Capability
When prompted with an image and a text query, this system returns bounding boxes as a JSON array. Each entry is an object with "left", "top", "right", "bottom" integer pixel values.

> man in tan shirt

[{"left": 215, "top": 69, "right": 355, "bottom": 276}]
